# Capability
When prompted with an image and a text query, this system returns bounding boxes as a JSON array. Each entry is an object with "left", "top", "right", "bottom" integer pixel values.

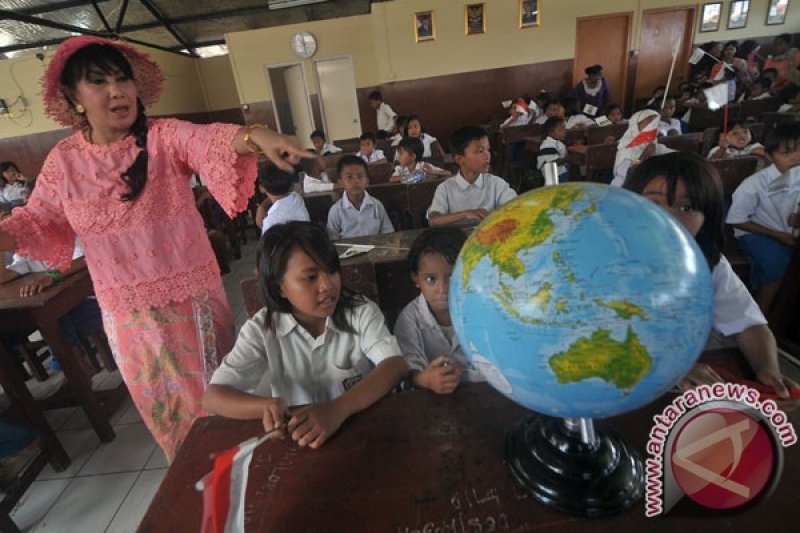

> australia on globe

[{"left": 450, "top": 183, "right": 714, "bottom": 418}]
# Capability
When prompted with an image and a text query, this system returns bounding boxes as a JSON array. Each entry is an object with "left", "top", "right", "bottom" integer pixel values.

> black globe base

[{"left": 505, "top": 414, "right": 644, "bottom": 517}]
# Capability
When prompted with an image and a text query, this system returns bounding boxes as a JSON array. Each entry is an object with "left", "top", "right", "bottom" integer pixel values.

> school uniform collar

[
  {"left": 413, "top": 293, "right": 461, "bottom": 350},
  {"left": 454, "top": 172, "right": 485, "bottom": 190},
  {"left": 274, "top": 311, "right": 343, "bottom": 338},
  {"left": 342, "top": 190, "right": 375, "bottom": 211}
]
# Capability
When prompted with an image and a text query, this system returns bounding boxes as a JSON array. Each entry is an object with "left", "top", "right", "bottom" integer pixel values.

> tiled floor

[{"left": 4, "top": 239, "right": 259, "bottom": 532}]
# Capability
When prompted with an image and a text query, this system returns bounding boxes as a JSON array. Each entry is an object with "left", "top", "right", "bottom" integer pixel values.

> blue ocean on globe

[{"left": 449, "top": 183, "right": 714, "bottom": 418}]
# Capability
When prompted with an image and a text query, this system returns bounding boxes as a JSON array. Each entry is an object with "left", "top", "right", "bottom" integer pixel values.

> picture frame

[
  {"left": 700, "top": 2, "right": 722, "bottom": 32},
  {"left": 413, "top": 11, "right": 436, "bottom": 42},
  {"left": 465, "top": 3, "right": 486, "bottom": 36},
  {"left": 519, "top": 0, "right": 539, "bottom": 29},
  {"left": 727, "top": 0, "right": 751, "bottom": 29},
  {"left": 766, "top": 0, "right": 790, "bottom": 25}
]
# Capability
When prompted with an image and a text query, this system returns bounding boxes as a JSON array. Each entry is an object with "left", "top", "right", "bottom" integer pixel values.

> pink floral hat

[{"left": 42, "top": 35, "right": 164, "bottom": 128}]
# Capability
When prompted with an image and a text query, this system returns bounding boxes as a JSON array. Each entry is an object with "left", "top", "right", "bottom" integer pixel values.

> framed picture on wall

[
  {"left": 728, "top": 0, "right": 751, "bottom": 29},
  {"left": 519, "top": 0, "right": 539, "bottom": 29},
  {"left": 766, "top": 0, "right": 790, "bottom": 25},
  {"left": 414, "top": 11, "right": 436, "bottom": 42},
  {"left": 465, "top": 3, "right": 486, "bottom": 36},
  {"left": 700, "top": 2, "right": 723, "bottom": 32}
]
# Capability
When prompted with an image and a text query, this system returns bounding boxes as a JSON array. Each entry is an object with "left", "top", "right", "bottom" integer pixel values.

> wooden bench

[
  {"left": 368, "top": 162, "right": 393, "bottom": 185},
  {"left": 585, "top": 122, "right": 628, "bottom": 145},
  {"left": 659, "top": 132, "right": 704, "bottom": 154},
  {"left": 303, "top": 192, "right": 338, "bottom": 227},
  {"left": 738, "top": 97, "right": 781, "bottom": 122},
  {"left": 582, "top": 143, "right": 618, "bottom": 182}
]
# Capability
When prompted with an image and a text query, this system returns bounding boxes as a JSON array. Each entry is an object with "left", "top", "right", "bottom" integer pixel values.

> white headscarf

[{"left": 614, "top": 109, "right": 662, "bottom": 172}]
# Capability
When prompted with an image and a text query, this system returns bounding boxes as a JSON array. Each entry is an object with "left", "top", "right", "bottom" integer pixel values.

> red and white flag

[{"left": 196, "top": 432, "right": 276, "bottom": 533}]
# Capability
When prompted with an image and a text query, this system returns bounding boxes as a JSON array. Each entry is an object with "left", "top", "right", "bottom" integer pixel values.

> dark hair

[
  {"left": 783, "top": 85, "right": 800, "bottom": 103},
  {"left": 585, "top": 64, "right": 603, "bottom": 76},
  {"left": 544, "top": 116, "right": 565, "bottom": 135},
  {"left": 336, "top": 154, "right": 368, "bottom": 175},
  {"left": 368, "top": 90, "right": 382, "bottom": 101},
  {"left": 258, "top": 165, "right": 295, "bottom": 196},
  {"left": 754, "top": 77, "right": 773, "bottom": 90},
  {"left": 653, "top": 86, "right": 666, "bottom": 95},
  {"left": 407, "top": 227, "right": 467, "bottom": 275},
  {"left": 359, "top": 132, "right": 377, "bottom": 143},
  {"left": 257, "top": 221, "right": 363, "bottom": 333},
  {"left": 310, "top": 129, "right": 325, "bottom": 140},
  {"left": 0, "top": 161, "right": 20, "bottom": 175},
  {"left": 624, "top": 152, "right": 724, "bottom": 268},
  {"left": 403, "top": 114, "right": 423, "bottom": 137},
  {"left": 763, "top": 121, "right": 800, "bottom": 153},
  {"left": 723, "top": 40, "right": 738, "bottom": 52},
  {"left": 762, "top": 67, "right": 779, "bottom": 77},
  {"left": 450, "top": 126, "right": 488, "bottom": 155},
  {"left": 395, "top": 115, "right": 409, "bottom": 131},
  {"left": 397, "top": 137, "right": 423, "bottom": 162},
  {"left": 560, "top": 96, "right": 579, "bottom": 115},
  {"left": 61, "top": 44, "right": 148, "bottom": 202},
  {"left": 605, "top": 103, "right": 622, "bottom": 115}
]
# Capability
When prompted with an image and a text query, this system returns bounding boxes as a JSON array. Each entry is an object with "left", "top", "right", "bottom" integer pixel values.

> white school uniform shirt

[
  {"left": 566, "top": 114, "right": 595, "bottom": 129},
  {"left": 533, "top": 115, "right": 549, "bottom": 125},
  {"left": 501, "top": 113, "right": 532, "bottom": 128},
  {"left": 712, "top": 256, "right": 767, "bottom": 336},
  {"left": 210, "top": 301, "right": 402, "bottom": 405},
  {"left": 261, "top": 192, "right": 310, "bottom": 234},
  {"left": 427, "top": 172, "right": 517, "bottom": 218},
  {"left": 394, "top": 293, "right": 485, "bottom": 383},
  {"left": 657, "top": 118, "right": 681, "bottom": 137},
  {"left": 726, "top": 164, "right": 800, "bottom": 238},
  {"left": 320, "top": 143, "right": 342, "bottom": 155},
  {"left": 707, "top": 142, "right": 764, "bottom": 159},
  {"left": 390, "top": 133, "right": 404, "bottom": 147},
  {"left": 418, "top": 133, "right": 438, "bottom": 158},
  {"left": 537, "top": 136, "right": 567, "bottom": 176},
  {"left": 376, "top": 102, "right": 397, "bottom": 132},
  {"left": 0, "top": 182, "right": 26, "bottom": 204},
  {"left": 357, "top": 149, "right": 386, "bottom": 164},
  {"left": 750, "top": 92, "right": 772, "bottom": 101},
  {"left": 779, "top": 103, "right": 795, "bottom": 113},
  {"left": 7, "top": 240, "right": 85, "bottom": 275},
  {"left": 326, "top": 190, "right": 394, "bottom": 240},
  {"left": 302, "top": 171, "right": 334, "bottom": 193},
  {"left": 393, "top": 161, "right": 445, "bottom": 180}
]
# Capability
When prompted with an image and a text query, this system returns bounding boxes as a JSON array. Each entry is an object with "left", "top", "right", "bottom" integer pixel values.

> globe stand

[{"left": 505, "top": 414, "right": 644, "bottom": 516}]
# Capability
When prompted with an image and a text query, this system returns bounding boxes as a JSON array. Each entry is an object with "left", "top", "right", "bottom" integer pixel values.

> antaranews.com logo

[{"left": 645, "top": 383, "right": 797, "bottom": 516}]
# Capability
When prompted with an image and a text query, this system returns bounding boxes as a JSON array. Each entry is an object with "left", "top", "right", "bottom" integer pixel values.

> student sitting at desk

[
  {"left": 778, "top": 85, "right": 800, "bottom": 113},
  {"left": 356, "top": 132, "right": 387, "bottom": 164},
  {"left": 255, "top": 166, "right": 309, "bottom": 235},
  {"left": 537, "top": 117, "right": 569, "bottom": 182},
  {"left": 610, "top": 109, "right": 673, "bottom": 187},
  {"left": 428, "top": 126, "right": 516, "bottom": 227},
  {"left": 625, "top": 152, "right": 798, "bottom": 400},
  {"left": 301, "top": 158, "right": 337, "bottom": 194},
  {"left": 707, "top": 120, "right": 766, "bottom": 160},
  {"left": 326, "top": 155, "right": 394, "bottom": 240},
  {"left": 533, "top": 100, "right": 565, "bottom": 125},
  {"left": 203, "top": 221, "right": 408, "bottom": 449},
  {"left": 390, "top": 137, "right": 450, "bottom": 183},
  {"left": 403, "top": 115, "right": 445, "bottom": 159},
  {"left": 726, "top": 122, "right": 800, "bottom": 313},
  {"left": 395, "top": 228, "right": 484, "bottom": 394},
  {"left": 311, "top": 129, "right": 342, "bottom": 156},
  {"left": 656, "top": 98, "right": 682, "bottom": 137}
]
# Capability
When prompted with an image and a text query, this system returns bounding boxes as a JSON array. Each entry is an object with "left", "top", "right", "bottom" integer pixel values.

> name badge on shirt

[
  {"left": 342, "top": 374, "right": 363, "bottom": 391},
  {"left": 583, "top": 104, "right": 599, "bottom": 116}
]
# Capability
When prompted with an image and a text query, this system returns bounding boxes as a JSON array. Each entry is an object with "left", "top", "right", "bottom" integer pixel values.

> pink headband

[{"left": 42, "top": 36, "right": 164, "bottom": 128}]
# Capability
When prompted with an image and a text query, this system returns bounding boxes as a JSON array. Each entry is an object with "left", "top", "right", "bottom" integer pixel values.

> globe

[{"left": 450, "top": 183, "right": 714, "bottom": 419}]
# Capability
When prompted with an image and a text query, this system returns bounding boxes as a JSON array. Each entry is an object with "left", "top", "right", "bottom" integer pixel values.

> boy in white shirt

[
  {"left": 327, "top": 155, "right": 394, "bottom": 239},
  {"left": 537, "top": 117, "right": 569, "bottom": 182},
  {"left": 255, "top": 167, "right": 310, "bottom": 235},
  {"left": 707, "top": 121, "right": 767, "bottom": 160},
  {"left": 356, "top": 132, "right": 386, "bottom": 164},
  {"left": 369, "top": 90, "right": 397, "bottom": 139},
  {"left": 391, "top": 137, "right": 451, "bottom": 183},
  {"left": 534, "top": 101, "right": 565, "bottom": 125},
  {"left": 428, "top": 126, "right": 517, "bottom": 227},
  {"left": 745, "top": 78, "right": 773, "bottom": 101},
  {"left": 500, "top": 103, "right": 531, "bottom": 128},
  {"left": 726, "top": 122, "right": 800, "bottom": 312},
  {"left": 311, "top": 130, "right": 342, "bottom": 156},
  {"left": 657, "top": 98, "right": 682, "bottom": 137}
]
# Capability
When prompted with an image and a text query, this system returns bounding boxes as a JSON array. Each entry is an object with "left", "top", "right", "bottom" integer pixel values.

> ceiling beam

[
  {"left": 17, "top": 0, "right": 109, "bottom": 16},
  {"left": 138, "top": 0, "right": 198, "bottom": 57},
  {"left": 115, "top": 0, "right": 130, "bottom": 34},
  {"left": 116, "top": 4, "right": 279, "bottom": 33},
  {"left": 91, "top": 0, "right": 113, "bottom": 33}
]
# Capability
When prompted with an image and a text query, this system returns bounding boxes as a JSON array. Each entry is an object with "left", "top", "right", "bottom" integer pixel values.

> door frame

[
  {"left": 263, "top": 61, "right": 315, "bottom": 135},
  {"left": 573, "top": 11, "right": 632, "bottom": 109},
  {"left": 312, "top": 55, "right": 362, "bottom": 140}
]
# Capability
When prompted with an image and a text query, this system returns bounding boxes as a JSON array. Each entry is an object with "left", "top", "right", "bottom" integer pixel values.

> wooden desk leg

[
  {"left": 0, "top": 345, "right": 70, "bottom": 472},
  {"left": 35, "top": 316, "right": 115, "bottom": 443}
]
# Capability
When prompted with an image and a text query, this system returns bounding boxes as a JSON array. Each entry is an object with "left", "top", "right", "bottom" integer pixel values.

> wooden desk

[
  {"left": 368, "top": 178, "right": 446, "bottom": 231},
  {"left": 0, "top": 270, "right": 116, "bottom": 443},
  {"left": 140, "top": 351, "right": 799, "bottom": 531}
]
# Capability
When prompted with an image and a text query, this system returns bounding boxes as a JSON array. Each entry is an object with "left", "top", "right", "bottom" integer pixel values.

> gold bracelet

[{"left": 243, "top": 123, "right": 266, "bottom": 154}]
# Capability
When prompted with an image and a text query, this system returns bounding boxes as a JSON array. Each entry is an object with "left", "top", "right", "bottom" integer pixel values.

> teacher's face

[{"left": 72, "top": 65, "right": 138, "bottom": 137}]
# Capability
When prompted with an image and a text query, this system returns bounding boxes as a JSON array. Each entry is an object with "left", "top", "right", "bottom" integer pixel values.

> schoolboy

[
  {"left": 327, "top": 155, "right": 394, "bottom": 239},
  {"left": 310, "top": 130, "right": 342, "bottom": 155},
  {"left": 368, "top": 90, "right": 398, "bottom": 139},
  {"left": 427, "top": 126, "right": 516, "bottom": 227},
  {"left": 256, "top": 166, "right": 310, "bottom": 234},
  {"left": 537, "top": 117, "right": 569, "bottom": 181},
  {"left": 357, "top": 132, "right": 387, "bottom": 164},
  {"left": 391, "top": 137, "right": 450, "bottom": 183}
]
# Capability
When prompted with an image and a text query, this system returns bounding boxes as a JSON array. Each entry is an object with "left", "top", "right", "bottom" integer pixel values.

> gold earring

[{"left": 75, "top": 104, "right": 85, "bottom": 114}]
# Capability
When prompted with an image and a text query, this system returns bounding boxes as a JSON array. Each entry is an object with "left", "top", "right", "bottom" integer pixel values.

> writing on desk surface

[{"left": 398, "top": 486, "right": 514, "bottom": 533}]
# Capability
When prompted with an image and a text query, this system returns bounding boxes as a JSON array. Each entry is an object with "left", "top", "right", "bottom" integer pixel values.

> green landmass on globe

[{"left": 548, "top": 326, "right": 652, "bottom": 391}]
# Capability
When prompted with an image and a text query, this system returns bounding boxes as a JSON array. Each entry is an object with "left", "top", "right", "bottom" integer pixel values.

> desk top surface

[
  {"left": 0, "top": 268, "right": 90, "bottom": 311},
  {"left": 140, "top": 355, "right": 800, "bottom": 532}
]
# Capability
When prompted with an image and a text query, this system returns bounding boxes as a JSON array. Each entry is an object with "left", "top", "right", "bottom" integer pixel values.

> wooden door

[
  {"left": 313, "top": 56, "right": 362, "bottom": 142},
  {"left": 574, "top": 13, "right": 632, "bottom": 109},
  {"left": 634, "top": 7, "right": 696, "bottom": 101}
]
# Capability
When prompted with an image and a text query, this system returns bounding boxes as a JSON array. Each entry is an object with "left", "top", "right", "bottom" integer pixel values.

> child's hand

[
  {"left": 414, "top": 356, "right": 463, "bottom": 394},
  {"left": 718, "top": 133, "right": 730, "bottom": 149},
  {"left": 19, "top": 276, "right": 54, "bottom": 298},
  {"left": 287, "top": 400, "right": 346, "bottom": 449},
  {"left": 463, "top": 209, "right": 489, "bottom": 223},
  {"left": 261, "top": 397, "right": 288, "bottom": 432},
  {"left": 777, "top": 231, "right": 797, "bottom": 247},
  {"left": 641, "top": 143, "right": 657, "bottom": 160},
  {"left": 678, "top": 363, "right": 724, "bottom": 391},
  {"left": 788, "top": 212, "right": 800, "bottom": 229}
]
